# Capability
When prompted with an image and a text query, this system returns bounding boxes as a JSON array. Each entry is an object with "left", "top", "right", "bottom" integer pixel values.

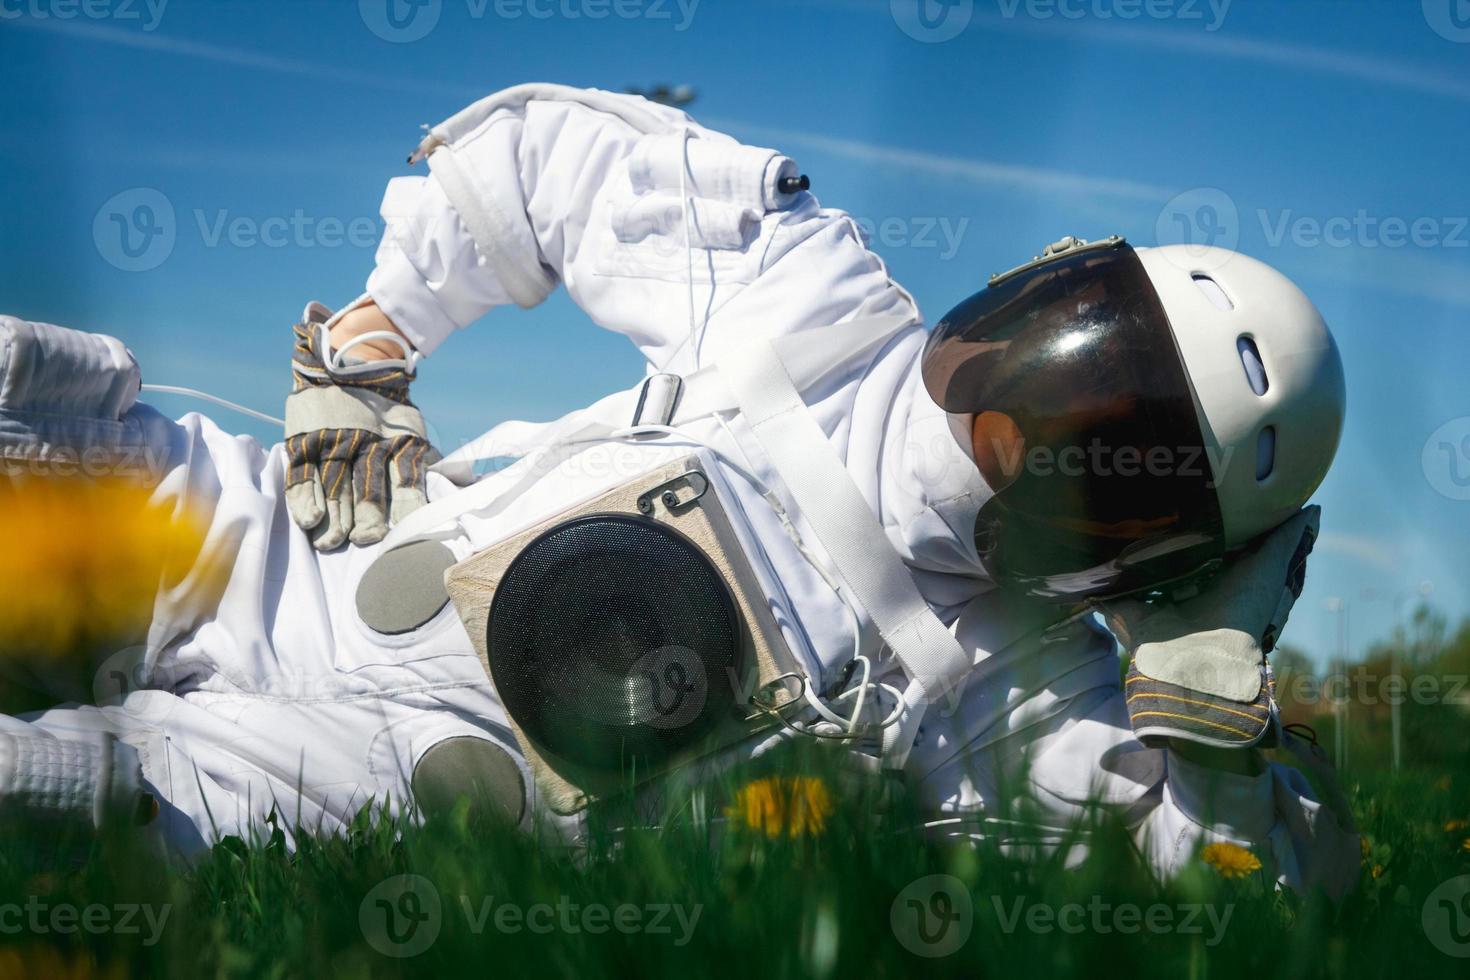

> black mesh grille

[{"left": 487, "top": 514, "right": 742, "bottom": 771}]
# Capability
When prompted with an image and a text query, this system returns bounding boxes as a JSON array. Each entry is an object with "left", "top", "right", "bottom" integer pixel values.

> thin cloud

[
  {"left": 815, "top": 0, "right": 1470, "bottom": 106},
  {"left": 5, "top": 16, "right": 481, "bottom": 99},
  {"left": 1316, "top": 531, "right": 1400, "bottom": 573},
  {"left": 710, "top": 118, "right": 1171, "bottom": 201}
]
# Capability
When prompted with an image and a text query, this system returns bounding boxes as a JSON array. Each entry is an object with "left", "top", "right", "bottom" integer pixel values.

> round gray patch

[
  {"left": 355, "top": 539, "right": 456, "bottom": 635},
  {"left": 412, "top": 737, "right": 526, "bottom": 823}
]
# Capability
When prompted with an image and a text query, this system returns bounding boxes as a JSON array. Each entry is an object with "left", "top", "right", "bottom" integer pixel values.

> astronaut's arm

[{"left": 351, "top": 84, "right": 829, "bottom": 366}]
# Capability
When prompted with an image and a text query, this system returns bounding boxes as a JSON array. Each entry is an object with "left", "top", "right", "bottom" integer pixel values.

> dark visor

[{"left": 922, "top": 238, "right": 1224, "bottom": 602}]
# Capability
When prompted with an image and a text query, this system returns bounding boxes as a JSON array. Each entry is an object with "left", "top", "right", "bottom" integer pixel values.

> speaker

[{"left": 446, "top": 455, "right": 804, "bottom": 813}]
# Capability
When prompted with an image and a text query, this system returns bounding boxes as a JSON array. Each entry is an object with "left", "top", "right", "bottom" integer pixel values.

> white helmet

[
  {"left": 1134, "top": 244, "right": 1345, "bottom": 548},
  {"left": 921, "top": 235, "right": 1345, "bottom": 602}
]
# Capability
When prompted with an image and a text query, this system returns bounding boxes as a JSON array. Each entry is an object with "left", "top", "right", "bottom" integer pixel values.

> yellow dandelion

[
  {"left": 1444, "top": 819, "right": 1468, "bottom": 833},
  {"left": 727, "top": 776, "right": 833, "bottom": 837},
  {"left": 1201, "top": 842, "right": 1262, "bottom": 879},
  {"left": 0, "top": 477, "right": 223, "bottom": 660}
]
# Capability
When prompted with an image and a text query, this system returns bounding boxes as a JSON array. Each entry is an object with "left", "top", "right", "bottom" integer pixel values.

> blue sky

[{"left": 2, "top": 0, "right": 1467, "bottom": 665}]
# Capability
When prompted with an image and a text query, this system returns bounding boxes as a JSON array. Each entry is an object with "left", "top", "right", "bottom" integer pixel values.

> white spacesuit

[{"left": 0, "top": 84, "right": 1356, "bottom": 894}]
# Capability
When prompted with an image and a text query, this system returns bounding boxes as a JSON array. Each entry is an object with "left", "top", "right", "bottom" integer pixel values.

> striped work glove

[
  {"left": 1103, "top": 506, "right": 1319, "bottom": 750},
  {"left": 283, "top": 299, "right": 438, "bottom": 551}
]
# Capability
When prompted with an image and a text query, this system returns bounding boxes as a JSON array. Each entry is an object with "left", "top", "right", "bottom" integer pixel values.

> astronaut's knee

[{"left": 411, "top": 736, "right": 527, "bottom": 824}]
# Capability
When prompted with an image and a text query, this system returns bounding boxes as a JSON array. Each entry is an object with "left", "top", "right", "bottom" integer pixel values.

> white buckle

[{"left": 632, "top": 373, "right": 683, "bottom": 427}]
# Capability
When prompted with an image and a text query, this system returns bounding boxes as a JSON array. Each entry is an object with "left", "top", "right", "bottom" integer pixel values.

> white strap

[
  {"left": 388, "top": 315, "right": 912, "bottom": 549},
  {"left": 720, "top": 337, "right": 972, "bottom": 767},
  {"left": 427, "top": 146, "right": 558, "bottom": 309}
]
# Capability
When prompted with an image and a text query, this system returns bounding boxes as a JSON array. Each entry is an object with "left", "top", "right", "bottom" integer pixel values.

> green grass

[{"left": 3, "top": 740, "right": 1470, "bottom": 980}]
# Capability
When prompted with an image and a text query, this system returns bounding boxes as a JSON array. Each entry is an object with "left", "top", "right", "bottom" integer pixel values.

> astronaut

[{"left": 0, "top": 84, "right": 1355, "bottom": 895}]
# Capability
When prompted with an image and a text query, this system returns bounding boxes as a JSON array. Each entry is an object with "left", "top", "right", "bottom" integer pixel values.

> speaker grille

[{"left": 487, "top": 514, "right": 742, "bottom": 771}]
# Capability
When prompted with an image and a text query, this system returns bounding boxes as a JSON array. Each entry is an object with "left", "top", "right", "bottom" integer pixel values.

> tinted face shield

[{"left": 922, "top": 237, "right": 1224, "bottom": 602}]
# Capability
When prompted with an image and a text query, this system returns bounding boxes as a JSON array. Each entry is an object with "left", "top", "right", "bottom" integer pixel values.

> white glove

[
  {"left": 283, "top": 299, "right": 438, "bottom": 551},
  {"left": 1104, "top": 506, "right": 1319, "bottom": 748}
]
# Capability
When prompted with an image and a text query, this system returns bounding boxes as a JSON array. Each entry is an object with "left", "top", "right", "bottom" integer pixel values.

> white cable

[
  {"left": 318, "top": 322, "right": 420, "bottom": 378},
  {"left": 140, "top": 384, "right": 284, "bottom": 426},
  {"left": 679, "top": 128, "right": 701, "bottom": 371}
]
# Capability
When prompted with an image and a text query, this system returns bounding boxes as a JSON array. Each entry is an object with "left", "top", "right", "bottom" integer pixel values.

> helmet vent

[
  {"left": 1237, "top": 336, "right": 1269, "bottom": 395},
  {"left": 1192, "top": 274, "right": 1234, "bottom": 311},
  {"left": 1256, "top": 426, "right": 1277, "bottom": 481}
]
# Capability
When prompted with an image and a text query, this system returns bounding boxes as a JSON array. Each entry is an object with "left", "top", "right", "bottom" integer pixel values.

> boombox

[{"left": 445, "top": 454, "right": 807, "bottom": 814}]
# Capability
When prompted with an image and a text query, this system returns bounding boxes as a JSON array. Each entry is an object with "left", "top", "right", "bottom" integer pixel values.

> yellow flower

[
  {"left": 1445, "top": 819, "right": 1468, "bottom": 833},
  {"left": 0, "top": 946, "right": 123, "bottom": 980},
  {"left": 1462, "top": 838, "right": 1470, "bottom": 854},
  {"left": 1371, "top": 864, "right": 1385, "bottom": 879},
  {"left": 727, "top": 776, "right": 833, "bottom": 837},
  {"left": 0, "top": 477, "right": 221, "bottom": 660},
  {"left": 1201, "top": 842, "right": 1262, "bottom": 879}
]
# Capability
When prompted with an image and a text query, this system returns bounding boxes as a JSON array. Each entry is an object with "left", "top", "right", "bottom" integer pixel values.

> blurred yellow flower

[
  {"left": 1201, "top": 842, "right": 1262, "bottom": 879},
  {"left": 0, "top": 477, "right": 221, "bottom": 659},
  {"left": 1444, "top": 819, "right": 1468, "bottom": 833},
  {"left": 727, "top": 776, "right": 833, "bottom": 837},
  {"left": 1371, "top": 864, "right": 1385, "bottom": 879},
  {"left": 1462, "top": 838, "right": 1470, "bottom": 854},
  {"left": 0, "top": 946, "right": 123, "bottom": 980}
]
